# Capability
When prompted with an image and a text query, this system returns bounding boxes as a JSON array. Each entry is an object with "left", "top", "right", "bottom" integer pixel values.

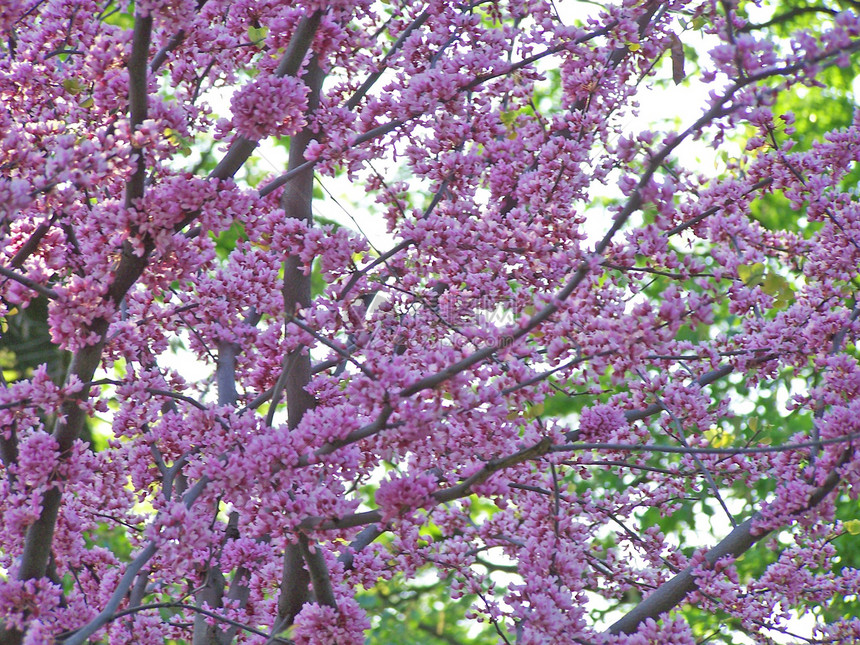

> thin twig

[
  {"left": 0, "top": 265, "right": 59, "bottom": 299},
  {"left": 552, "top": 431, "right": 860, "bottom": 456}
]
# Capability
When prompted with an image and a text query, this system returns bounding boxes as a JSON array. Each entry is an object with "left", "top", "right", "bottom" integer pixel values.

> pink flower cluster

[
  {"left": 230, "top": 74, "right": 309, "bottom": 140},
  {"left": 4, "top": 1, "right": 860, "bottom": 644}
]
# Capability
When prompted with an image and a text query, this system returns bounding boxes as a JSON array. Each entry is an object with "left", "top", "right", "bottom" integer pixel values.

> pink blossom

[
  {"left": 3, "top": 2, "right": 860, "bottom": 644},
  {"left": 292, "top": 599, "right": 369, "bottom": 645},
  {"left": 230, "top": 74, "right": 309, "bottom": 140}
]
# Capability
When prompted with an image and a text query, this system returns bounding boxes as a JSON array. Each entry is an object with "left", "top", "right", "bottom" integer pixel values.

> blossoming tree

[{"left": 3, "top": 0, "right": 860, "bottom": 643}]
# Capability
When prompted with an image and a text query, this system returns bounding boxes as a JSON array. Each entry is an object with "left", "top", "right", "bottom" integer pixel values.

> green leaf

[
  {"left": 761, "top": 272, "right": 783, "bottom": 296},
  {"left": 704, "top": 426, "right": 734, "bottom": 448},
  {"left": 737, "top": 263, "right": 765, "bottom": 286},
  {"left": 248, "top": 26, "right": 268, "bottom": 42},
  {"left": 210, "top": 221, "right": 247, "bottom": 260},
  {"left": 311, "top": 258, "right": 326, "bottom": 298},
  {"left": 315, "top": 214, "right": 342, "bottom": 230},
  {"left": 756, "top": 272, "right": 795, "bottom": 309},
  {"left": 543, "top": 393, "right": 581, "bottom": 417},
  {"left": 104, "top": 11, "right": 134, "bottom": 30},
  {"left": 63, "top": 78, "right": 83, "bottom": 95},
  {"left": 524, "top": 402, "right": 545, "bottom": 419}
]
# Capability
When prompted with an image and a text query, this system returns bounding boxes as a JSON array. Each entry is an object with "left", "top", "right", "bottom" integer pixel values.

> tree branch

[
  {"left": 125, "top": 13, "right": 153, "bottom": 209},
  {"left": 0, "top": 265, "right": 59, "bottom": 300},
  {"left": 208, "top": 11, "right": 322, "bottom": 182},
  {"left": 10, "top": 7, "right": 156, "bottom": 602},
  {"left": 7, "top": 213, "right": 57, "bottom": 268},
  {"left": 739, "top": 6, "right": 838, "bottom": 33},
  {"left": 269, "top": 52, "right": 327, "bottom": 630},
  {"left": 62, "top": 477, "right": 210, "bottom": 645},
  {"left": 298, "top": 534, "right": 337, "bottom": 608},
  {"left": 606, "top": 447, "right": 851, "bottom": 635},
  {"left": 551, "top": 431, "right": 860, "bottom": 457},
  {"left": 62, "top": 542, "right": 159, "bottom": 645},
  {"left": 66, "top": 601, "right": 292, "bottom": 643}
]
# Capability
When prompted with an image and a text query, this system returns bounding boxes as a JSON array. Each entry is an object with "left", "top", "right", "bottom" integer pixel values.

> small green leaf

[
  {"left": 210, "top": 221, "right": 247, "bottom": 260},
  {"left": 311, "top": 258, "right": 326, "bottom": 298},
  {"left": 63, "top": 78, "right": 83, "bottom": 95},
  {"left": 248, "top": 26, "right": 268, "bottom": 43},
  {"left": 164, "top": 128, "right": 192, "bottom": 156},
  {"left": 704, "top": 426, "right": 733, "bottom": 448},
  {"left": 524, "top": 402, "right": 545, "bottom": 419},
  {"left": 844, "top": 519, "right": 860, "bottom": 535},
  {"left": 738, "top": 263, "right": 765, "bottom": 286},
  {"left": 762, "top": 272, "right": 784, "bottom": 296},
  {"left": 500, "top": 111, "right": 518, "bottom": 127},
  {"left": 103, "top": 8, "right": 134, "bottom": 30}
]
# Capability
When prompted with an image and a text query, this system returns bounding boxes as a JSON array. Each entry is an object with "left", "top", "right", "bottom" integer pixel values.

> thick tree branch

[
  {"left": 265, "top": 53, "right": 328, "bottom": 630},
  {"left": 125, "top": 14, "right": 153, "bottom": 209},
  {"left": 7, "top": 6, "right": 326, "bottom": 626},
  {"left": 0, "top": 419, "right": 18, "bottom": 487},
  {"left": 190, "top": 340, "right": 238, "bottom": 645},
  {"left": 607, "top": 447, "right": 851, "bottom": 635},
  {"left": 337, "top": 525, "right": 385, "bottom": 570},
  {"left": 298, "top": 534, "right": 337, "bottom": 608},
  {"left": 11, "top": 8, "right": 156, "bottom": 600},
  {"left": 208, "top": 11, "right": 322, "bottom": 182},
  {"left": 62, "top": 477, "right": 210, "bottom": 645},
  {"left": 191, "top": 563, "right": 225, "bottom": 645},
  {"left": 275, "top": 12, "right": 322, "bottom": 78}
]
